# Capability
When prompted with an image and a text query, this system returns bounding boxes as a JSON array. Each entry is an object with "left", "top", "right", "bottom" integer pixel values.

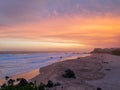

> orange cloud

[{"left": 0, "top": 15, "right": 120, "bottom": 51}]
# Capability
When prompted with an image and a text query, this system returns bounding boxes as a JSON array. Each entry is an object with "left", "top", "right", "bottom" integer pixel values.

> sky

[{"left": 0, "top": 0, "right": 120, "bottom": 52}]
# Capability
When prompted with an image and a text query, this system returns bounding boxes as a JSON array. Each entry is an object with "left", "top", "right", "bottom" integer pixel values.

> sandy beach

[
  {"left": 87, "top": 54, "right": 120, "bottom": 90},
  {"left": 0, "top": 69, "right": 40, "bottom": 85},
  {"left": 30, "top": 54, "right": 105, "bottom": 90},
  {"left": 0, "top": 54, "right": 120, "bottom": 90}
]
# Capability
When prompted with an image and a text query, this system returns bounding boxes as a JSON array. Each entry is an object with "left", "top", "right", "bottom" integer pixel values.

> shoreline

[
  {"left": 30, "top": 54, "right": 105, "bottom": 89},
  {"left": 1, "top": 54, "right": 120, "bottom": 90},
  {"left": 0, "top": 53, "right": 90, "bottom": 85},
  {"left": 0, "top": 69, "right": 40, "bottom": 85},
  {"left": 0, "top": 53, "right": 90, "bottom": 79},
  {"left": 0, "top": 54, "right": 91, "bottom": 85},
  {"left": 0, "top": 54, "right": 103, "bottom": 87}
]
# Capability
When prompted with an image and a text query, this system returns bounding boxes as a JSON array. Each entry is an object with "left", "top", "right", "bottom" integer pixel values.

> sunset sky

[{"left": 0, "top": 0, "right": 120, "bottom": 51}]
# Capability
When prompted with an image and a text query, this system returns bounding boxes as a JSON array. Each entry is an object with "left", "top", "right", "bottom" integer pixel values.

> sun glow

[
  {"left": 0, "top": 0, "right": 120, "bottom": 51},
  {"left": 0, "top": 38, "right": 87, "bottom": 51}
]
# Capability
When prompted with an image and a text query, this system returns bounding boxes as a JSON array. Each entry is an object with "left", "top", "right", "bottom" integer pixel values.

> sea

[{"left": 0, "top": 52, "right": 90, "bottom": 78}]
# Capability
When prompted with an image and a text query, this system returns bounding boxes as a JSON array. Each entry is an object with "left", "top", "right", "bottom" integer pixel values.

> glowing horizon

[{"left": 0, "top": 0, "right": 120, "bottom": 52}]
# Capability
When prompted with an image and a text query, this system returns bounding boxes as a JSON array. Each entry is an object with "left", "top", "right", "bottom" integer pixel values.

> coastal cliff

[{"left": 91, "top": 48, "right": 120, "bottom": 55}]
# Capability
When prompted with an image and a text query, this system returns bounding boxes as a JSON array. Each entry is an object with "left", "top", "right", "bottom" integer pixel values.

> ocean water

[{"left": 0, "top": 52, "right": 90, "bottom": 78}]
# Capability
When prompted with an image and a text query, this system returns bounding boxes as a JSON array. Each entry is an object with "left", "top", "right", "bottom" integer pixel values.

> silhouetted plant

[
  {"left": 7, "top": 79, "right": 15, "bottom": 86},
  {"left": 34, "top": 80, "right": 37, "bottom": 89},
  {"left": 28, "top": 82, "right": 34, "bottom": 86},
  {"left": 62, "top": 69, "right": 76, "bottom": 79},
  {"left": 97, "top": 87, "right": 102, "bottom": 90},
  {"left": 0, "top": 83, "right": 7, "bottom": 89},
  {"left": 16, "top": 78, "right": 21, "bottom": 82},
  {"left": 17, "top": 78, "right": 28, "bottom": 86},
  {"left": 38, "top": 83, "right": 45, "bottom": 90},
  {"left": 46, "top": 80, "right": 54, "bottom": 88},
  {"left": 5, "top": 76, "right": 9, "bottom": 80},
  {"left": 0, "top": 77, "right": 61, "bottom": 90},
  {"left": 54, "top": 82, "right": 61, "bottom": 87}
]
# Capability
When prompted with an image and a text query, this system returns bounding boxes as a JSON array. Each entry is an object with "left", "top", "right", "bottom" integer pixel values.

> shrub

[
  {"left": 7, "top": 79, "right": 15, "bottom": 86},
  {"left": 17, "top": 78, "right": 28, "bottom": 86},
  {"left": 62, "top": 69, "right": 76, "bottom": 79},
  {"left": 28, "top": 82, "right": 34, "bottom": 86},
  {"left": 0, "top": 76, "right": 60, "bottom": 90},
  {"left": 54, "top": 82, "right": 61, "bottom": 87},
  {"left": 46, "top": 80, "right": 54, "bottom": 88},
  {"left": 5, "top": 76, "right": 10, "bottom": 80},
  {"left": 45, "top": 80, "right": 61, "bottom": 88},
  {"left": 0, "top": 77, "right": 37, "bottom": 90},
  {"left": 1, "top": 83, "right": 7, "bottom": 89},
  {"left": 97, "top": 87, "right": 102, "bottom": 90},
  {"left": 38, "top": 83, "right": 45, "bottom": 90}
]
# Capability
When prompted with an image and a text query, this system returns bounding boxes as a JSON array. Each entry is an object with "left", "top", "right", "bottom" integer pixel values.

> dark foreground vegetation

[
  {"left": 0, "top": 76, "right": 61, "bottom": 90},
  {"left": 0, "top": 69, "right": 75, "bottom": 90},
  {"left": 62, "top": 69, "right": 76, "bottom": 79},
  {"left": 0, "top": 69, "right": 102, "bottom": 90}
]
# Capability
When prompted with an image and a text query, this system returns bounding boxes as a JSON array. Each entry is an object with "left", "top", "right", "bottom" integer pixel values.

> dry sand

[
  {"left": 30, "top": 54, "right": 105, "bottom": 90},
  {"left": 0, "top": 54, "right": 120, "bottom": 90},
  {"left": 87, "top": 54, "right": 120, "bottom": 90}
]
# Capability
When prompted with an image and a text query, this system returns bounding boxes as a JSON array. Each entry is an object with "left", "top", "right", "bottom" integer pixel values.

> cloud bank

[{"left": 0, "top": 0, "right": 120, "bottom": 51}]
